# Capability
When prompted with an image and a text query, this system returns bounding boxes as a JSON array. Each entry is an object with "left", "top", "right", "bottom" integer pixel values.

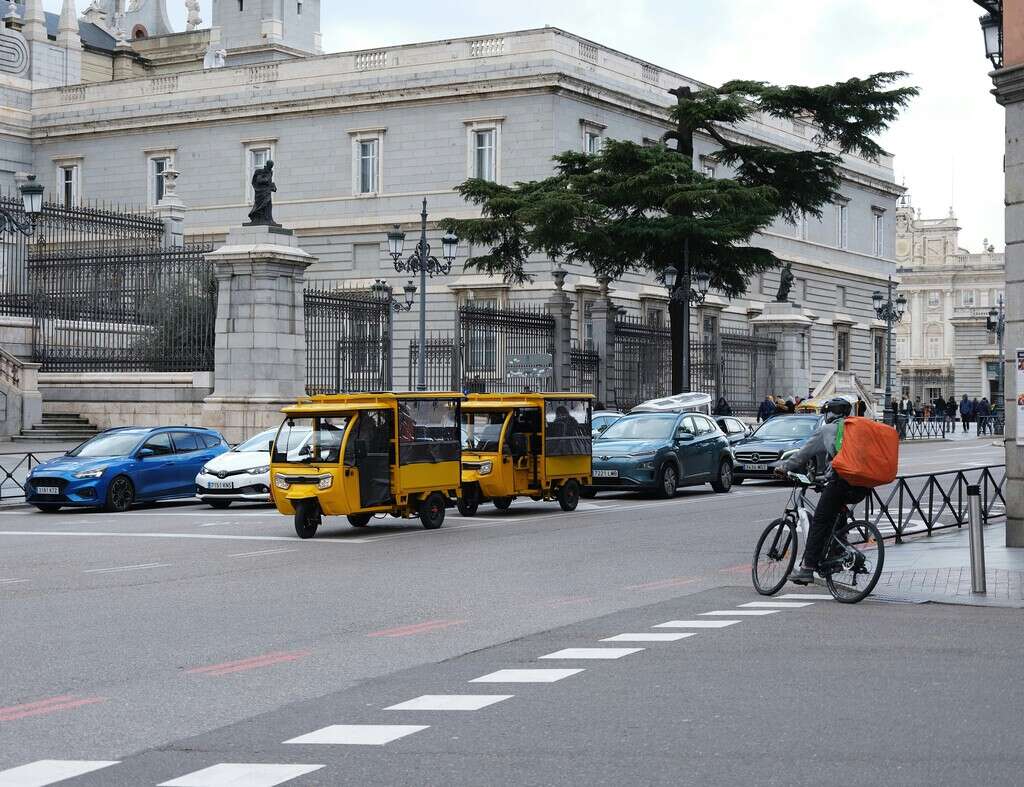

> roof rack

[{"left": 631, "top": 392, "right": 712, "bottom": 415}]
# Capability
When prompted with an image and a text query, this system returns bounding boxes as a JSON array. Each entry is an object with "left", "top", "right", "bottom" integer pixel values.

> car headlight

[
  {"left": 317, "top": 475, "right": 333, "bottom": 490},
  {"left": 200, "top": 465, "right": 211, "bottom": 476},
  {"left": 780, "top": 450, "right": 798, "bottom": 460},
  {"left": 74, "top": 467, "right": 106, "bottom": 479},
  {"left": 246, "top": 465, "right": 270, "bottom": 475},
  {"left": 629, "top": 451, "right": 657, "bottom": 459},
  {"left": 479, "top": 461, "right": 493, "bottom": 476},
  {"left": 274, "top": 475, "right": 290, "bottom": 490}
]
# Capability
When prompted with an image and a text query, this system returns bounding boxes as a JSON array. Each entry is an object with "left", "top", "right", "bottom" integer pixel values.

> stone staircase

[{"left": 12, "top": 413, "right": 99, "bottom": 444}]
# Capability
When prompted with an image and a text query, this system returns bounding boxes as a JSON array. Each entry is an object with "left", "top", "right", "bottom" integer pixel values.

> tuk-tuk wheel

[
  {"left": 419, "top": 493, "right": 446, "bottom": 530},
  {"left": 456, "top": 485, "right": 480, "bottom": 517},
  {"left": 294, "top": 500, "right": 321, "bottom": 539},
  {"left": 557, "top": 480, "right": 581, "bottom": 512},
  {"left": 347, "top": 513, "right": 373, "bottom": 528},
  {"left": 492, "top": 497, "right": 514, "bottom": 512}
]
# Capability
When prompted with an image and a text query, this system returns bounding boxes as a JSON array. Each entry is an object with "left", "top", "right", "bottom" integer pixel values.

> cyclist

[{"left": 773, "top": 397, "right": 869, "bottom": 585}]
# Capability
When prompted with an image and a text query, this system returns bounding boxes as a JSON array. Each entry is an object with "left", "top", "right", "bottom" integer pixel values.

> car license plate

[
  {"left": 36, "top": 486, "right": 60, "bottom": 495},
  {"left": 593, "top": 469, "right": 619, "bottom": 478},
  {"left": 743, "top": 464, "right": 769, "bottom": 472},
  {"left": 207, "top": 481, "right": 235, "bottom": 490}
]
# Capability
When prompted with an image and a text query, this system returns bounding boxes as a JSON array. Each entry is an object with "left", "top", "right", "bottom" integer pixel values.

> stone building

[
  {"left": 894, "top": 193, "right": 1005, "bottom": 405},
  {"left": 0, "top": 0, "right": 902, "bottom": 423}
]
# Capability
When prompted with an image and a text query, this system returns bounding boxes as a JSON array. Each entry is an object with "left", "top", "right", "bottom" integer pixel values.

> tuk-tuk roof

[
  {"left": 466, "top": 392, "right": 593, "bottom": 407},
  {"left": 283, "top": 392, "right": 465, "bottom": 416},
  {"left": 463, "top": 399, "right": 539, "bottom": 412}
]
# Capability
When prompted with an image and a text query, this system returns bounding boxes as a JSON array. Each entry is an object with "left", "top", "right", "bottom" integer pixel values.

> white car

[{"left": 195, "top": 429, "right": 277, "bottom": 508}]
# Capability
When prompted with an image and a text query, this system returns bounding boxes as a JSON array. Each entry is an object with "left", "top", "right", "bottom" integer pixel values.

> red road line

[
  {"left": 188, "top": 650, "right": 311, "bottom": 676},
  {"left": 718, "top": 563, "right": 751, "bottom": 574},
  {"left": 368, "top": 619, "right": 466, "bottom": 638},
  {"left": 0, "top": 695, "right": 105, "bottom": 722},
  {"left": 546, "top": 596, "right": 594, "bottom": 607},
  {"left": 624, "top": 577, "right": 700, "bottom": 591}
]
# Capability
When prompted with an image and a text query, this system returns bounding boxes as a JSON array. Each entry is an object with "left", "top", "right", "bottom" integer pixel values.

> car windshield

[
  {"left": 68, "top": 431, "right": 146, "bottom": 458},
  {"left": 462, "top": 412, "right": 505, "bottom": 452},
  {"left": 234, "top": 429, "right": 277, "bottom": 453},
  {"left": 272, "top": 417, "right": 341, "bottom": 465},
  {"left": 752, "top": 418, "right": 818, "bottom": 440},
  {"left": 599, "top": 414, "right": 676, "bottom": 441}
]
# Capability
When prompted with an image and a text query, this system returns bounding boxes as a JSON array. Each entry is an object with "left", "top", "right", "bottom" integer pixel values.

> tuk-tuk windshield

[
  {"left": 462, "top": 412, "right": 506, "bottom": 452},
  {"left": 273, "top": 416, "right": 348, "bottom": 465}
]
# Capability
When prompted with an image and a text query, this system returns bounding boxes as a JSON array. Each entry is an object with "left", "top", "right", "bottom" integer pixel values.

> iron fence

[
  {"left": 408, "top": 335, "right": 458, "bottom": 391},
  {"left": 30, "top": 242, "right": 217, "bottom": 372},
  {"left": 304, "top": 284, "right": 392, "bottom": 395},
  {"left": 854, "top": 465, "right": 1006, "bottom": 543},
  {"left": 720, "top": 330, "right": 776, "bottom": 415},
  {"left": 568, "top": 343, "right": 601, "bottom": 398},
  {"left": 0, "top": 451, "right": 64, "bottom": 503},
  {"left": 609, "top": 315, "right": 671, "bottom": 411},
  {"left": 977, "top": 415, "right": 1005, "bottom": 436},
  {"left": 895, "top": 417, "right": 949, "bottom": 441}
]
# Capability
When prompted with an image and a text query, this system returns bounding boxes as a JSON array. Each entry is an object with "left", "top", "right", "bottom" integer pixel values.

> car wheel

[
  {"left": 33, "top": 504, "right": 61, "bottom": 514},
  {"left": 347, "top": 513, "right": 372, "bottom": 528},
  {"left": 557, "top": 480, "right": 581, "bottom": 512},
  {"left": 456, "top": 484, "right": 480, "bottom": 517},
  {"left": 657, "top": 464, "right": 678, "bottom": 499},
  {"left": 208, "top": 500, "right": 231, "bottom": 510},
  {"left": 103, "top": 476, "right": 135, "bottom": 513},
  {"left": 419, "top": 493, "right": 446, "bottom": 530},
  {"left": 711, "top": 460, "right": 734, "bottom": 493},
  {"left": 492, "top": 496, "right": 514, "bottom": 511},
  {"left": 293, "top": 499, "right": 320, "bottom": 539}
]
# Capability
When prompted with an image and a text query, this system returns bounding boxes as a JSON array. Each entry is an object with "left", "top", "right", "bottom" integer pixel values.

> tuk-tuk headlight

[
  {"left": 274, "top": 475, "right": 290, "bottom": 490},
  {"left": 317, "top": 475, "right": 333, "bottom": 490},
  {"left": 479, "top": 461, "right": 493, "bottom": 476}
]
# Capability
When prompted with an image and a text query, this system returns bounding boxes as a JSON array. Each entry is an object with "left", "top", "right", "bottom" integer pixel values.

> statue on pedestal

[
  {"left": 245, "top": 161, "right": 280, "bottom": 227},
  {"left": 775, "top": 261, "right": 794, "bottom": 303}
]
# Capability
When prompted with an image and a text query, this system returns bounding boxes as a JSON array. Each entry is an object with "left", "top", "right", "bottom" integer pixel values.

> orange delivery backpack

[{"left": 831, "top": 417, "right": 899, "bottom": 488}]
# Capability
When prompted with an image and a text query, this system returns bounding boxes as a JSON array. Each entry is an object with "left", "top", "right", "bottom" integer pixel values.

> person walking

[
  {"left": 977, "top": 397, "right": 992, "bottom": 434},
  {"left": 959, "top": 394, "right": 974, "bottom": 433},
  {"left": 935, "top": 395, "right": 947, "bottom": 423},
  {"left": 757, "top": 396, "right": 775, "bottom": 423}
]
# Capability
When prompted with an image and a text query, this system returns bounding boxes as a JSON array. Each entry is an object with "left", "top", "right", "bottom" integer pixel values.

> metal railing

[
  {"left": 0, "top": 451, "right": 64, "bottom": 503},
  {"left": 854, "top": 464, "right": 1006, "bottom": 543},
  {"left": 895, "top": 417, "right": 949, "bottom": 440}
]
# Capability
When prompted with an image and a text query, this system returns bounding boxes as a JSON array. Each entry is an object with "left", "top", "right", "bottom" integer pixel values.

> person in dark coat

[
  {"left": 977, "top": 398, "right": 992, "bottom": 434},
  {"left": 714, "top": 397, "right": 732, "bottom": 416},
  {"left": 946, "top": 397, "right": 958, "bottom": 424},
  {"left": 934, "top": 396, "right": 947, "bottom": 422},
  {"left": 757, "top": 396, "right": 775, "bottom": 423},
  {"left": 959, "top": 394, "right": 974, "bottom": 433}
]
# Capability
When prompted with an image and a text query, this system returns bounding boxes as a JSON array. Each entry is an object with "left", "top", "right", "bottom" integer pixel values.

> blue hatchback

[{"left": 26, "top": 427, "right": 229, "bottom": 513}]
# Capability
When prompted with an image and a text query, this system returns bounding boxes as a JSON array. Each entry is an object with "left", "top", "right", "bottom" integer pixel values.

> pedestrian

[
  {"left": 714, "top": 397, "right": 732, "bottom": 416},
  {"left": 774, "top": 396, "right": 788, "bottom": 416},
  {"left": 959, "top": 394, "right": 973, "bottom": 433},
  {"left": 784, "top": 398, "right": 796, "bottom": 414},
  {"left": 935, "top": 395, "right": 947, "bottom": 422},
  {"left": 757, "top": 395, "right": 775, "bottom": 423},
  {"left": 855, "top": 398, "right": 867, "bottom": 417},
  {"left": 946, "top": 396, "right": 957, "bottom": 424},
  {"left": 978, "top": 397, "right": 992, "bottom": 434}
]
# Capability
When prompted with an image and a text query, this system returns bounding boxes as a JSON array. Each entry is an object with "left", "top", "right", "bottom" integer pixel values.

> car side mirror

[
  {"left": 675, "top": 429, "right": 694, "bottom": 442},
  {"left": 138, "top": 447, "right": 156, "bottom": 459}
]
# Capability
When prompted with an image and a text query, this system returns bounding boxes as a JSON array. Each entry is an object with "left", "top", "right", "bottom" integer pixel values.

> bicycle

[{"left": 751, "top": 471, "right": 885, "bottom": 604}]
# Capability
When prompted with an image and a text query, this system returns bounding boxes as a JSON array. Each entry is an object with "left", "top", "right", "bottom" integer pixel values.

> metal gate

[
  {"left": 408, "top": 335, "right": 458, "bottom": 391},
  {"left": 720, "top": 330, "right": 775, "bottom": 415},
  {"left": 304, "top": 285, "right": 392, "bottom": 395},
  {"left": 456, "top": 304, "right": 556, "bottom": 393},
  {"left": 568, "top": 343, "right": 601, "bottom": 398},
  {"left": 610, "top": 315, "right": 671, "bottom": 411}
]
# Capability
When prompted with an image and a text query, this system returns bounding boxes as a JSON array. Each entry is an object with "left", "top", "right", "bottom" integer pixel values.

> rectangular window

[
  {"left": 358, "top": 139, "right": 378, "bottom": 194},
  {"left": 926, "top": 335, "right": 942, "bottom": 359},
  {"left": 585, "top": 131, "right": 602, "bottom": 155},
  {"left": 58, "top": 165, "right": 79, "bottom": 208},
  {"left": 474, "top": 129, "right": 496, "bottom": 181},
  {"left": 837, "top": 285, "right": 847, "bottom": 308},
  {"left": 646, "top": 307, "right": 664, "bottom": 327},
  {"left": 583, "top": 300, "right": 595, "bottom": 349},
  {"left": 873, "top": 212, "right": 885, "bottom": 256},
  {"left": 147, "top": 156, "right": 172, "bottom": 207},
  {"left": 836, "top": 328, "right": 850, "bottom": 372},
  {"left": 835, "top": 203, "right": 848, "bottom": 249},
  {"left": 873, "top": 333, "right": 885, "bottom": 389},
  {"left": 928, "top": 291, "right": 941, "bottom": 308},
  {"left": 960, "top": 290, "right": 976, "bottom": 307}
]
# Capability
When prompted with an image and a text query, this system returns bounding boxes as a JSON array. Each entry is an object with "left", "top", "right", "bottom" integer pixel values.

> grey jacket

[{"left": 782, "top": 419, "right": 842, "bottom": 477}]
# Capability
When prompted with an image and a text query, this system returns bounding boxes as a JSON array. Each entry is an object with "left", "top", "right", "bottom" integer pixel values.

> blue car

[{"left": 26, "top": 427, "right": 229, "bottom": 513}]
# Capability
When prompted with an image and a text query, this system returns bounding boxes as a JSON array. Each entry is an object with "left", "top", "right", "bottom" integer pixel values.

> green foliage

[{"left": 135, "top": 271, "right": 217, "bottom": 371}]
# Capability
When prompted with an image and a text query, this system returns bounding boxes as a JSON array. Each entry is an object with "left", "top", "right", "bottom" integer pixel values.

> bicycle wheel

[
  {"left": 752, "top": 518, "right": 798, "bottom": 596},
  {"left": 824, "top": 519, "right": 885, "bottom": 604}
]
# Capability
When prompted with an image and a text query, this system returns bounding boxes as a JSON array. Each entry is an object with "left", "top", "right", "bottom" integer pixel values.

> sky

[{"left": 57, "top": 0, "right": 1003, "bottom": 253}]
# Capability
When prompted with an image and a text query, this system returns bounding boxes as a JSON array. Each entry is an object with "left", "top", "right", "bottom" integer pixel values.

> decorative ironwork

[
  {"left": 719, "top": 330, "right": 776, "bottom": 416},
  {"left": 304, "top": 284, "right": 392, "bottom": 395},
  {"left": 568, "top": 343, "right": 600, "bottom": 398},
  {"left": 409, "top": 335, "right": 458, "bottom": 392},
  {"left": 610, "top": 315, "right": 671, "bottom": 411},
  {"left": 457, "top": 304, "right": 556, "bottom": 394}
]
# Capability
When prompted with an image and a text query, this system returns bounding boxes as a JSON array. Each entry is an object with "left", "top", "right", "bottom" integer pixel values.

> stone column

[
  {"left": 201, "top": 225, "right": 315, "bottom": 445},
  {"left": 546, "top": 268, "right": 573, "bottom": 391},
  {"left": 153, "top": 167, "right": 185, "bottom": 249},
  {"left": 591, "top": 276, "right": 613, "bottom": 406},
  {"left": 994, "top": 61, "right": 1024, "bottom": 547},
  {"left": 751, "top": 301, "right": 812, "bottom": 402}
]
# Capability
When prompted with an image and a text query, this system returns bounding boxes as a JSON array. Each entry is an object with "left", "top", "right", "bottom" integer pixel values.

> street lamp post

[
  {"left": 873, "top": 276, "right": 907, "bottom": 425},
  {"left": 370, "top": 279, "right": 417, "bottom": 313},
  {"left": 387, "top": 198, "right": 459, "bottom": 391},
  {"left": 974, "top": 1, "right": 1004, "bottom": 69},
  {"left": 664, "top": 257, "right": 711, "bottom": 392},
  {"left": 987, "top": 292, "right": 1006, "bottom": 423},
  {"left": 0, "top": 175, "right": 44, "bottom": 238}
]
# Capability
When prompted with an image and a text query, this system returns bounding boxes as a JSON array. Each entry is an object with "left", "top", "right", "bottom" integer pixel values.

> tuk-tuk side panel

[
  {"left": 398, "top": 461, "right": 462, "bottom": 496},
  {"left": 544, "top": 454, "right": 593, "bottom": 483}
]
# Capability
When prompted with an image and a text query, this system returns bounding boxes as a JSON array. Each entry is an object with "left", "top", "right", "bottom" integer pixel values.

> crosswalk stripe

[
  {"left": 778, "top": 594, "right": 834, "bottom": 600},
  {"left": 471, "top": 668, "right": 584, "bottom": 683},
  {"left": 0, "top": 760, "right": 120, "bottom": 787},
  {"left": 159, "top": 763, "right": 324, "bottom": 786},
  {"left": 385, "top": 695, "right": 513, "bottom": 711},
  {"left": 284, "top": 725, "right": 428, "bottom": 746},
  {"left": 739, "top": 601, "right": 815, "bottom": 609},
  {"left": 653, "top": 620, "right": 740, "bottom": 628},
  {"left": 701, "top": 610, "right": 778, "bottom": 616},
  {"left": 601, "top": 633, "right": 695, "bottom": 642},
  {"left": 539, "top": 647, "right": 644, "bottom": 660}
]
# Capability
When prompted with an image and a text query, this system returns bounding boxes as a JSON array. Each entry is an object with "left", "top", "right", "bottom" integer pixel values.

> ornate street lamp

[
  {"left": 974, "top": 1, "right": 1003, "bottom": 69},
  {"left": 873, "top": 276, "right": 906, "bottom": 425},
  {"left": 370, "top": 278, "right": 417, "bottom": 313},
  {"left": 987, "top": 292, "right": 1006, "bottom": 424},
  {"left": 0, "top": 175, "right": 44, "bottom": 238},
  {"left": 386, "top": 197, "right": 459, "bottom": 390}
]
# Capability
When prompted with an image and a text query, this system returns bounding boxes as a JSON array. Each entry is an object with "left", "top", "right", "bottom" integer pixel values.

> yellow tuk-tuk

[
  {"left": 270, "top": 393, "right": 464, "bottom": 538},
  {"left": 458, "top": 393, "right": 593, "bottom": 516}
]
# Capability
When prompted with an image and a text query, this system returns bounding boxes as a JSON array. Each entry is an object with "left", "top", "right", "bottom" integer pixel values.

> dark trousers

[
  {"left": 803, "top": 477, "right": 869, "bottom": 568},
  {"left": 961, "top": 416, "right": 970, "bottom": 432}
]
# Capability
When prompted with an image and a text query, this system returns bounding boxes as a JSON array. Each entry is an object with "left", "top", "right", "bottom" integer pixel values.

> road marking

[
  {"left": 84, "top": 562, "right": 171, "bottom": 575},
  {"left": 544, "top": 596, "right": 594, "bottom": 607},
  {"left": 471, "top": 669, "right": 584, "bottom": 683},
  {"left": 778, "top": 593, "right": 834, "bottom": 600},
  {"left": 227, "top": 548, "right": 297, "bottom": 558},
  {"left": 654, "top": 620, "right": 741, "bottom": 629},
  {"left": 285, "top": 724, "right": 429, "bottom": 746},
  {"left": 0, "top": 695, "right": 105, "bottom": 722},
  {"left": 0, "top": 760, "right": 120, "bottom": 786},
  {"left": 188, "top": 651, "right": 311, "bottom": 676},
  {"left": 159, "top": 763, "right": 324, "bottom": 786},
  {"left": 739, "top": 601, "right": 815, "bottom": 609},
  {"left": 368, "top": 619, "right": 466, "bottom": 638},
  {"left": 0, "top": 531, "right": 369, "bottom": 544},
  {"left": 539, "top": 647, "right": 644, "bottom": 660},
  {"left": 624, "top": 577, "right": 700, "bottom": 591},
  {"left": 701, "top": 610, "right": 778, "bottom": 616},
  {"left": 601, "top": 633, "right": 695, "bottom": 642},
  {"left": 0, "top": 578, "right": 28, "bottom": 585},
  {"left": 385, "top": 695, "right": 513, "bottom": 711}
]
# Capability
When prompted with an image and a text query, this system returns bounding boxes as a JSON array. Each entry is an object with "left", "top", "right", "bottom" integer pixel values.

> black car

[
  {"left": 715, "top": 416, "right": 752, "bottom": 445},
  {"left": 732, "top": 414, "right": 825, "bottom": 484}
]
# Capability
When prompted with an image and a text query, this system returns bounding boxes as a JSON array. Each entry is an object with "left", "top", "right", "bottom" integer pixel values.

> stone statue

[
  {"left": 246, "top": 161, "right": 280, "bottom": 227},
  {"left": 185, "top": 0, "right": 202, "bottom": 31},
  {"left": 82, "top": 0, "right": 109, "bottom": 27},
  {"left": 775, "top": 262, "right": 794, "bottom": 303}
]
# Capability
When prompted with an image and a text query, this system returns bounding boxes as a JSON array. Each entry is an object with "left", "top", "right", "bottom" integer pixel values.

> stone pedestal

[
  {"left": 546, "top": 285, "right": 573, "bottom": 391},
  {"left": 201, "top": 225, "right": 316, "bottom": 444},
  {"left": 751, "top": 301, "right": 812, "bottom": 400}
]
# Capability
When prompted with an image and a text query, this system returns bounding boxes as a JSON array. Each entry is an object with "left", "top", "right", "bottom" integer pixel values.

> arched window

[{"left": 132, "top": 25, "right": 148, "bottom": 39}]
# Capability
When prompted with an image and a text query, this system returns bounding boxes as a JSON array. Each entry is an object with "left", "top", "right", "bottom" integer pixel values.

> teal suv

[{"left": 586, "top": 411, "right": 735, "bottom": 498}]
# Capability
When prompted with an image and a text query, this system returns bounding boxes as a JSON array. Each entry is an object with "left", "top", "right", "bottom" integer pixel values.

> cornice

[{"left": 993, "top": 63, "right": 1024, "bottom": 106}]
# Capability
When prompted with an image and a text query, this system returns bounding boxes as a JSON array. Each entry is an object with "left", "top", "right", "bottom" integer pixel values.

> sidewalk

[{"left": 874, "top": 520, "right": 1024, "bottom": 607}]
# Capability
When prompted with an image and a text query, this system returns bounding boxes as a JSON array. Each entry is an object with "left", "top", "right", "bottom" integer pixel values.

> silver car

[{"left": 195, "top": 428, "right": 277, "bottom": 508}]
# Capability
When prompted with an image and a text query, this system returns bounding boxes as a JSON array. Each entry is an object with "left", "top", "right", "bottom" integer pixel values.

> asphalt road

[{"left": 0, "top": 439, "right": 1008, "bottom": 785}]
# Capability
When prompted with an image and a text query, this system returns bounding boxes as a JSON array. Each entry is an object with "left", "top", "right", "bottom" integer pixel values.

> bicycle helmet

[{"left": 823, "top": 397, "right": 853, "bottom": 423}]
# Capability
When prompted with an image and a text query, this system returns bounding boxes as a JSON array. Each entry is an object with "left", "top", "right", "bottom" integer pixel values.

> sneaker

[{"left": 789, "top": 565, "right": 815, "bottom": 585}]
